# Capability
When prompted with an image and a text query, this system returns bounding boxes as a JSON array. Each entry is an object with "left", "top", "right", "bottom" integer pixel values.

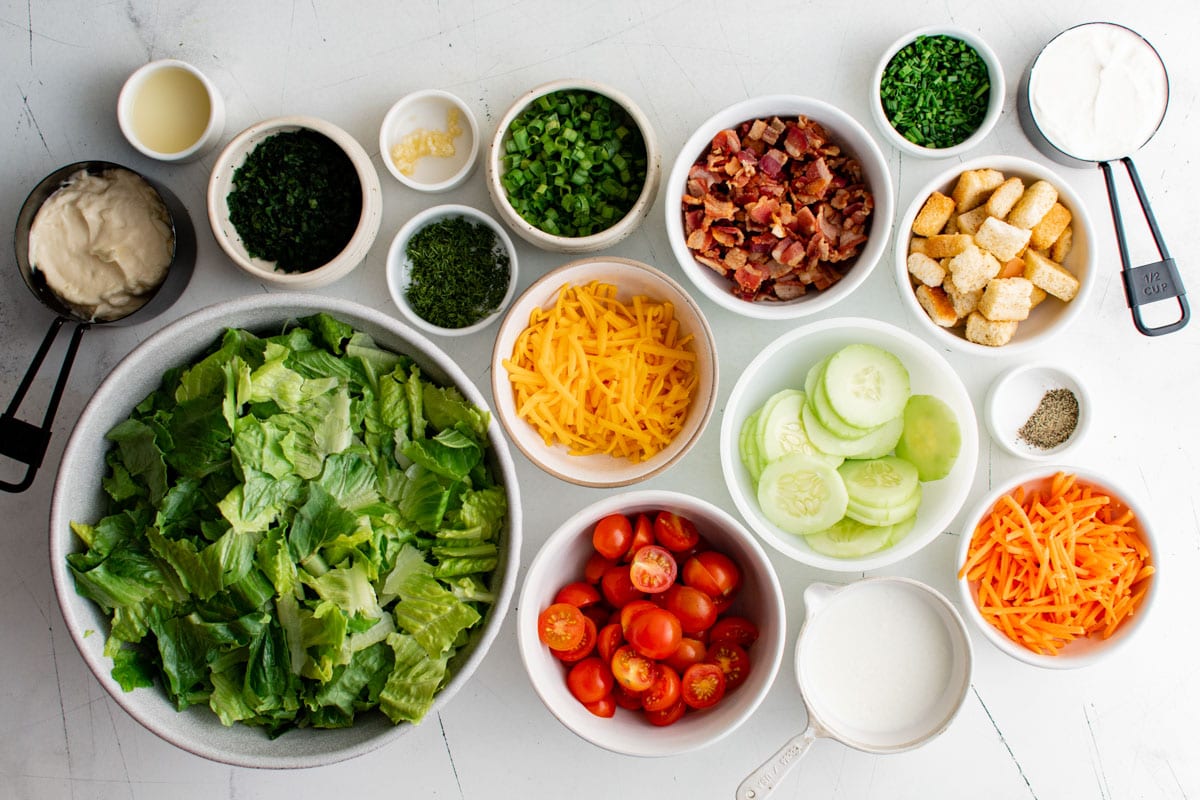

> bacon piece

[
  {"left": 702, "top": 193, "right": 736, "bottom": 221},
  {"left": 746, "top": 196, "right": 779, "bottom": 226},
  {"left": 711, "top": 129, "right": 741, "bottom": 154},
  {"left": 733, "top": 263, "right": 767, "bottom": 294},
  {"left": 762, "top": 117, "right": 787, "bottom": 146},
  {"left": 711, "top": 225, "right": 744, "bottom": 247},
  {"left": 747, "top": 119, "right": 768, "bottom": 140},
  {"left": 683, "top": 209, "right": 705, "bottom": 237},
  {"left": 784, "top": 124, "right": 810, "bottom": 158},
  {"left": 759, "top": 149, "right": 788, "bottom": 179},
  {"left": 724, "top": 247, "right": 749, "bottom": 270}
]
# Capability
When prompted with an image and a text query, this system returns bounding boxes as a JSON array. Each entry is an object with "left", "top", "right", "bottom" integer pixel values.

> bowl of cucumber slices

[{"left": 718, "top": 317, "right": 979, "bottom": 571}]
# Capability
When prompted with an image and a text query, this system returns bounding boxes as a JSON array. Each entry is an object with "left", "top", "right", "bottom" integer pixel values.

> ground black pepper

[{"left": 1018, "top": 388, "right": 1079, "bottom": 449}]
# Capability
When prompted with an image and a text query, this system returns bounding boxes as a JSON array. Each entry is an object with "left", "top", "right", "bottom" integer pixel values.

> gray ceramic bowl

[{"left": 49, "top": 294, "right": 522, "bottom": 768}]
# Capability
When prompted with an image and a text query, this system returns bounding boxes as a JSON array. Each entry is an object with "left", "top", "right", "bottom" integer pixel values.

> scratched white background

[{"left": 1, "top": 1, "right": 1198, "bottom": 798}]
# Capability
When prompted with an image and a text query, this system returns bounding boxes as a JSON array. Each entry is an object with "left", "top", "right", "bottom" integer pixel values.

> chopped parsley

[{"left": 880, "top": 34, "right": 991, "bottom": 149}]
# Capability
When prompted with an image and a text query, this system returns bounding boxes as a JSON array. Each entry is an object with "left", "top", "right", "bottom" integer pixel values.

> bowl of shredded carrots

[
  {"left": 491, "top": 257, "right": 718, "bottom": 487},
  {"left": 957, "top": 468, "right": 1157, "bottom": 668}
]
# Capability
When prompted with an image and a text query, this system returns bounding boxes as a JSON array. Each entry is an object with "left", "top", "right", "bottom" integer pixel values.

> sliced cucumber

[
  {"left": 803, "top": 355, "right": 830, "bottom": 399},
  {"left": 823, "top": 344, "right": 911, "bottom": 429},
  {"left": 894, "top": 394, "right": 961, "bottom": 481},
  {"left": 803, "top": 516, "right": 896, "bottom": 558},
  {"left": 801, "top": 402, "right": 902, "bottom": 460},
  {"left": 885, "top": 515, "right": 917, "bottom": 547},
  {"left": 810, "top": 362, "right": 880, "bottom": 439},
  {"left": 845, "top": 484, "right": 922, "bottom": 526},
  {"left": 759, "top": 391, "right": 843, "bottom": 469},
  {"left": 839, "top": 415, "right": 904, "bottom": 460},
  {"left": 837, "top": 456, "right": 920, "bottom": 509},
  {"left": 739, "top": 409, "right": 765, "bottom": 481},
  {"left": 757, "top": 453, "right": 848, "bottom": 537},
  {"left": 755, "top": 389, "right": 803, "bottom": 449}
]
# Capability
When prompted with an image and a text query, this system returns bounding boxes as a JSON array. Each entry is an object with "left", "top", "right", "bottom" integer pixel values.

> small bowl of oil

[
  {"left": 118, "top": 59, "right": 225, "bottom": 163},
  {"left": 379, "top": 90, "right": 479, "bottom": 192}
]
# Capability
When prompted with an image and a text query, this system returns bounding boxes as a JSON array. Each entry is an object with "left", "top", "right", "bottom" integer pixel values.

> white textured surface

[{"left": 1, "top": 1, "right": 1197, "bottom": 798}]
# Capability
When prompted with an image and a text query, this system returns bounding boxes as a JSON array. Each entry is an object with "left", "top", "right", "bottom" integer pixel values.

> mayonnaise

[
  {"left": 1029, "top": 23, "right": 1168, "bottom": 162},
  {"left": 28, "top": 168, "right": 174, "bottom": 321}
]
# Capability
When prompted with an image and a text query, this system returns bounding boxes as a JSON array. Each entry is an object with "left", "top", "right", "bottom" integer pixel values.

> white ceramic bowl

[
  {"left": 49, "top": 294, "right": 522, "bottom": 768},
  {"left": 386, "top": 204, "right": 518, "bottom": 336},
  {"left": 664, "top": 95, "right": 894, "bottom": 321},
  {"left": 870, "top": 26, "right": 1005, "bottom": 159},
  {"left": 720, "top": 317, "right": 979, "bottom": 572},
  {"left": 517, "top": 490, "right": 786, "bottom": 757},
  {"left": 984, "top": 362, "right": 1089, "bottom": 459},
  {"left": 207, "top": 116, "right": 383, "bottom": 289},
  {"left": 117, "top": 59, "right": 226, "bottom": 163},
  {"left": 491, "top": 257, "right": 718, "bottom": 487},
  {"left": 379, "top": 90, "right": 479, "bottom": 192},
  {"left": 894, "top": 155, "right": 1094, "bottom": 355},
  {"left": 956, "top": 467, "right": 1157, "bottom": 669},
  {"left": 485, "top": 79, "right": 661, "bottom": 254}
]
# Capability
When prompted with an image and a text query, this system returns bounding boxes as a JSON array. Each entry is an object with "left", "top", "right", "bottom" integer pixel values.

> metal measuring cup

[
  {"left": 1019, "top": 21, "right": 1187, "bottom": 336},
  {"left": 2, "top": 161, "right": 194, "bottom": 492},
  {"left": 736, "top": 578, "right": 973, "bottom": 800}
]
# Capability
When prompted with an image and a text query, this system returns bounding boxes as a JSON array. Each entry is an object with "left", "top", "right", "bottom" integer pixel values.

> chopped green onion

[{"left": 879, "top": 34, "right": 990, "bottom": 150}]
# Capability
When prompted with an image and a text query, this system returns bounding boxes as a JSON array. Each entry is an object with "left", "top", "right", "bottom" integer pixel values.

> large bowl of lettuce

[{"left": 48, "top": 294, "right": 521, "bottom": 768}]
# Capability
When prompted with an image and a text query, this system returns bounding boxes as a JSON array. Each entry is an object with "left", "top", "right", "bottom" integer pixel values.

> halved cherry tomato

[
  {"left": 708, "top": 642, "right": 751, "bottom": 690},
  {"left": 644, "top": 699, "right": 686, "bottom": 726},
  {"left": 708, "top": 616, "right": 759, "bottom": 649},
  {"left": 584, "top": 693, "right": 616, "bottom": 718},
  {"left": 597, "top": 622, "right": 624, "bottom": 662},
  {"left": 711, "top": 593, "right": 736, "bottom": 616},
  {"left": 613, "top": 684, "right": 643, "bottom": 710},
  {"left": 626, "top": 608, "right": 683, "bottom": 660},
  {"left": 663, "top": 584, "right": 718, "bottom": 635},
  {"left": 610, "top": 645, "right": 654, "bottom": 692},
  {"left": 641, "top": 663, "right": 682, "bottom": 712},
  {"left": 600, "top": 564, "right": 643, "bottom": 608},
  {"left": 629, "top": 545, "right": 677, "bottom": 594},
  {"left": 555, "top": 581, "right": 602, "bottom": 608},
  {"left": 581, "top": 603, "right": 611, "bottom": 630},
  {"left": 552, "top": 615, "right": 597, "bottom": 662},
  {"left": 665, "top": 637, "right": 707, "bottom": 673},
  {"left": 654, "top": 511, "right": 701, "bottom": 552},
  {"left": 538, "top": 602, "right": 587, "bottom": 651},
  {"left": 619, "top": 599, "right": 658, "bottom": 634},
  {"left": 681, "top": 662, "right": 726, "bottom": 709},
  {"left": 584, "top": 552, "right": 616, "bottom": 584},
  {"left": 682, "top": 551, "right": 742, "bottom": 601},
  {"left": 593, "top": 514, "right": 633, "bottom": 560},
  {"left": 567, "top": 656, "right": 613, "bottom": 704},
  {"left": 623, "top": 513, "right": 655, "bottom": 562}
]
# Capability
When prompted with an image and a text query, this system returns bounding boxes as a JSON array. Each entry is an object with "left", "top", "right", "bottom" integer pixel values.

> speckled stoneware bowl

[{"left": 48, "top": 294, "right": 522, "bottom": 768}]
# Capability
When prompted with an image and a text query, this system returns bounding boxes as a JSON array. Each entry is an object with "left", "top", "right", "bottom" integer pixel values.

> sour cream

[
  {"left": 29, "top": 168, "right": 174, "bottom": 321},
  {"left": 1029, "top": 23, "right": 1168, "bottom": 162}
]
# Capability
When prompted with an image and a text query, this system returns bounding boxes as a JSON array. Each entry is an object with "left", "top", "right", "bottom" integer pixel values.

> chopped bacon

[
  {"left": 703, "top": 193, "right": 736, "bottom": 221},
  {"left": 746, "top": 196, "right": 779, "bottom": 226},
  {"left": 747, "top": 119, "right": 768, "bottom": 140},
  {"left": 733, "top": 263, "right": 767, "bottom": 294},
  {"left": 759, "top": 149, "right": 788, "bottom": 179},
  {"left": 712, "top": 225, "right": 744, "bottom": 247},
  {"left": 711, "top": 129, "right": 741, "bottom": 154}
]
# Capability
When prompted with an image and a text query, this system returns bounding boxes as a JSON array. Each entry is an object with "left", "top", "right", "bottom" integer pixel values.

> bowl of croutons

[{"left": 895, "top": 156, "right": 1094, "bottom": 354}]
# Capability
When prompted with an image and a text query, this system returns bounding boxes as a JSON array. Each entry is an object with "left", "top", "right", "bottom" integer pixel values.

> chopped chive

[{"left": 879, "top": 34, "right": 991, "bottom": 149}]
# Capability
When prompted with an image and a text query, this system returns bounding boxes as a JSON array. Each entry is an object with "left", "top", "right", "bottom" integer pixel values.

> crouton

[
  {"left": 907, "top": 252, "right": 946, "bottom": 287},
  {"left": 924, "top": 234, "right": 975, "bottom": 259},
  {"left": 1030, "top": 202, "right": 1073, "bottom": 250},
  {"left": 1007, "top": 180, "right": 1059, "bottom": 229},
  {"left": 965, "top": 311, "right": 1019, "bottom": 347},
  {"left": 952, "top": 169, "right": 1005, "bottom": 212},
  {"left": 978, "top": 277, "right": 1034, "bottom": 322},
  {"left": 912, "top": 192, "right": 956, "bottom": 237},
  {"left": 947, "top": 244, "right": 1001, "bottom": 293},
  {"left": 909, "top": 237, "right": 929, "bottom": 256},
  {"left": 915, "top": 284, "right": 959, "bottom": 327},
  {"left": 985, "top": 177, "right": 1026, "bottom": 219},
  {"left": 1050, "top": 225, "right": 1073, "bottom": 262},
  {"left": 974, "top": 216, "right": 1032, "bottom": 262},
  {"left": 998, "top": 257, "right": 1026, "bottom": 279},
  {"left": 943, "top": 273, "right": 982, "bottom": 318},
  {"left": 1023, "top": 249, "right": 1080, "bottom": 302},
  {"left": 1030, "top": 285, "right": 1048, "bottom": 308},
  {"left": 942, "top": 216, "right": 958, "bottom": 234},
  {"left": 955, "top": 205, "right": 990, "bottom": 237}
]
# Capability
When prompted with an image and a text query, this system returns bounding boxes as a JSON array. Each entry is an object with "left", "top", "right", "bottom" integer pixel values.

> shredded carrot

[
  {"left": 502, "top": 280, "right": 698, "bottom": 462},
  {"left": 958, "top": 471, "right": 1154, "bottom": 656}
]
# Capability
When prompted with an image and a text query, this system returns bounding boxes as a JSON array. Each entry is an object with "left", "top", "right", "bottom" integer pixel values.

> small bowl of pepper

[
  {"left": 386, "top": 204, "right": 518, "bottom": 337},
  {"left": 984, "top": 362, "right": 1090, "bottom": 460},
  {"left": 207, "top": 115, "right": 383, "bottom": 289},
  {"left": 486, "top": 79, "right": 661, "bottom": 254},
  {"left": 871, "top": 26, "right": 1005, "bottom": 159}
]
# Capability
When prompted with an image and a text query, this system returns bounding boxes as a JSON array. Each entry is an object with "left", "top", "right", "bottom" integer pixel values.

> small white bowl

[
  {"left": 486, "top": 79, "right": 661, "bottom": 254},
  {"left": 956, "top": 467, "right": 1157, "bottom": 669},
  {"left": 379, "top": 90, "right": 479, "bottom": 192},
  {"left": 719, "top": 317, "right": 978, "bottom": 572},
  {"left": 664, "top": 95, "right": 893, "bottom": 321},
  {"left": 870, "top": 26, "right": 1005, "bottom": 159},
  {"left": 207, "top": 115, "right": 383, "bottom": 289},
  {"left": 491, "top": 257, "right": 718, "bottom": 487},
  {"left": 386, "top": 204, "right": 518, "bottom": 336},
  {"left": 894, "top": 154, "right": 1094, "bottom": 355},
  {"left": 985, "top": 362, "right": 1089, "bottom": 459},
  {"left": 118, "top": 59, "right": 226, "bottom": 163},
  {"left": 517, "top": 490, "right": 786, "bottom": 757}
]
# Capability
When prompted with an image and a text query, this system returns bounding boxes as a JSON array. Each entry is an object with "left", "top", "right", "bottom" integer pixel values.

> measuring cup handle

[
  {"left": 0, "top": 317, "right": 89, "bottom": 493},
  {"left": 734, "top": 727, "right": 818, "bottom": 800}
]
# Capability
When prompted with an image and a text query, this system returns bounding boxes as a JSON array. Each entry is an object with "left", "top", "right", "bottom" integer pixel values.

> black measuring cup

[
  {"left": 2, "top": 161, "right": 195, "bottom": 492},
  {"left": 1019, "top": 21, "right": 1187, "bottom": 336}
]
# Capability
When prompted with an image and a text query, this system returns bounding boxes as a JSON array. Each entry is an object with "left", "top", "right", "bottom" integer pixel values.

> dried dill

[{"left": 405, "top": 216, "right": 511, "bottom": 329}]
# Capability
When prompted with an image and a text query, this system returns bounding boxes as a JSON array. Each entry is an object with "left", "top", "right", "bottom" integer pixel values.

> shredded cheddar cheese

[
  {"left": 390, "top": 106, "right": 462, "bottom": 176},
  {"left": 504, "top": 280, "right": 698, "bottom": 462}
]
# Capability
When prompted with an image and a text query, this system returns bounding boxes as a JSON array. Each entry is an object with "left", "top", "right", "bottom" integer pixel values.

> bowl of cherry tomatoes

[{"left": 517, "top": 489, "right": 787, "bottom": 756}]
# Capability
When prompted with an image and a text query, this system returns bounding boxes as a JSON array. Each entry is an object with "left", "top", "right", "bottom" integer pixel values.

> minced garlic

[{"left": 390, "top": 107, "right": 462, "bottom": 176}]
